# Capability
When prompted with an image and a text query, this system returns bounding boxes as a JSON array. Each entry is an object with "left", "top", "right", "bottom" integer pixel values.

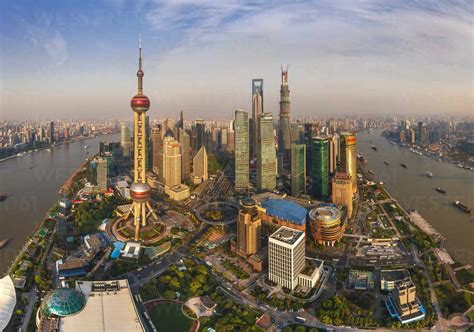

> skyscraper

[
  {"left": 256, "top": 112, "right": 276, "bottom": 192},
  {"left": 291, "top": 143, "right": 306, "bottom": 196},
  {"left": 417, "top": 121, "right": 423, "bottom": 145},
  {"left": 125, "top": 37, "right": 157, "bottom": 241},
  {"left": 327, "top": 135, "right": 338, "bottom": 175},
  {"left": 120, "top": 124, "right": 132, "bottom": 158},
  {"left": 179, "top": 128, "right": 191, "bottom": 180},
  {"left": 332, "top": 172, "right": 353, "bottom": 218},
  {"left": 193, "top": 146, "right": 208, "bottom": 184},
  {"left": 49, "top": 121, "right": 55, "bottom": 144},
  {"left": 278, "top": 66, "right": 291, "bottom": 163},
  {"left": 162, "top": 129, "right": 182, "bottom": 187},
  {"left": 234, "top": 110, "right": 249, "bottom": 190},
  {"left": 219, "top": 128, "right": 228, "bottom": 151},
  {"left": 340, "top": 132, "right": 357, "bottom": 194},
  {"left": 151, "top": 126, "right": 162, "bottom": 174},
  {"left": 195, "top": 119, "right": 205, "bottom": 152},
  {"left": 227, "top": 122, "right": 235, "bottom": 152},
  {"left": 304, "top": 123, "right": 316, "bottom": 172},
  {"left": 251, "top": 79, "right": 263, "bottom": 160},
  {"left": 236, "top": 198, "right": 261, "bottom": 255},
  {"left": 96, "top": 157, "right": 108, "bottom": 192},
  {"left": 311, "top": 137, "right": 329, "bottom": 199},
  {"left": 145, "top": 116, "right": 152, "bottom": 171}
]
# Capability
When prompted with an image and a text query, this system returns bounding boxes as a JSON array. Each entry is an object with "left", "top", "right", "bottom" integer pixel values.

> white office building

[{"left": 268, "top": 227, "right": 306, "bottom": 290}]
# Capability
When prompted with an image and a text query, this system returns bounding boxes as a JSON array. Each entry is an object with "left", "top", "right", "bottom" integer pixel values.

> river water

[
  {"left": 358, "top": 129, "right": 474, "bottom": 267},
  {"left": 0, "top": 133, "right": 119, "bottom": 274}
]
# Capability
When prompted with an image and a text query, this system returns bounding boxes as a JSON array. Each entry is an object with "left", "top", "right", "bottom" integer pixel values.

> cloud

[
  {"left": 44, "top": 32, "right": 68, "bottom": 66},
  {"left": 141, "top": 0, "right": 473, "bottom": 117},
  {"left": 24, "top": 20, "right": 69, "bottom": 67}
]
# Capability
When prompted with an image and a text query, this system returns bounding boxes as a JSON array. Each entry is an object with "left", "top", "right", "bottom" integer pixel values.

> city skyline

[{"left": 2, "top": 0, "right": 473, "bottom": 121}]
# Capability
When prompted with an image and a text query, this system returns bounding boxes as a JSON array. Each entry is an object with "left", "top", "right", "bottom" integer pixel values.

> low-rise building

[
  {"left": 165, "top": 184, "right": 190, "bottom": 201},
  {"left": 0, "top": 275, "right": 16, "bottom": 331},
  {"left": 122, "top": 242, "right": 141, "bottom": 259},
  {"left": 37, "top": 280, "right": 145, "bottom": 331},
  {"left": 348, "top": 270, "right": 375, "bottom": 290},
  {"left": 297, "top": 258, "right": 324, "bottom": 290},
  {"left": 386, "top": 277, "right": 425, "bottom": 324},
  {"left": 309, "top": 205, "right": 345, "bottom": 246},
  {"left": 260, "top": 199, "right": 307, "bottom": 233}
]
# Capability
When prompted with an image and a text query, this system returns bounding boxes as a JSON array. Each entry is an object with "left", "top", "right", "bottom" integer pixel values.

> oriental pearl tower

[{"left": 125, "top": 36, "right": 158, "bottom": 241}]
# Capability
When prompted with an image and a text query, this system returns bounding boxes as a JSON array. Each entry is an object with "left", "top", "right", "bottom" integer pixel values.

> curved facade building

[
  {"left": 0, "top": 276, "right": 16, "bottom": 331},
  {"left": 309, "top": 206, "right": 344, "bottom": 246}
]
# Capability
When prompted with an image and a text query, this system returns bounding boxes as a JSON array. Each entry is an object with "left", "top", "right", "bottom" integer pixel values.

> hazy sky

[{"left": 1, "top": 0, "right": 473, "bottom": 121}]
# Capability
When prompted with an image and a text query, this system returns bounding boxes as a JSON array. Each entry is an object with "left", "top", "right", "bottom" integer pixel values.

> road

[{"left": 19, "top": 286, "right": 37, "bottom": 332}]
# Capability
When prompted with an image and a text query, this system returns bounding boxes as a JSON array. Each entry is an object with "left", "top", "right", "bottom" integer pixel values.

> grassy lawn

[
  {"left": 456, "top": 269, "right": 474, "bottom": 287},
  {"left": 148, "top": 302, "right": 193, "bottom": 332},
  {"left": 468, "top": 310, "right": 474, "bottom": 323},
  {"left": 435, "top": 283, "right": 471, "bottom": 317}
]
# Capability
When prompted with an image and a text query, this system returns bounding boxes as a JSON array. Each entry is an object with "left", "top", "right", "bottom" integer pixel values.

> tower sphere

[
  {"left": 130, "top": 94, "right": 150, "bottom": 113},
  {"left": 130, "top": 182, "right": 151, "bottom": 202}
]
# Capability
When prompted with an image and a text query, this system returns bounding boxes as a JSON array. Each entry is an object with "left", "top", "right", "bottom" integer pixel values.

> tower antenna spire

[{"left": 137, "top": 34, "right": 144, "bottom": 94}]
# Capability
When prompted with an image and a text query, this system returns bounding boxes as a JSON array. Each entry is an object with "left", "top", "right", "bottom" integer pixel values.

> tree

[
  {"left": 169, "top": 277, "right": 180, "bottom": 290},
  {"left": 163, "top": 290, "right": 176, "bottom": 299}
]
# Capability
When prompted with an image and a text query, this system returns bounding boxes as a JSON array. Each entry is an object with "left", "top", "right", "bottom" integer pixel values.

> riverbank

[
  {"left": 381, "top": 129, "right": 474, "bottom": 171},
  {"left": 0, "top": 131, "right": 118, "bottom": 163},
  {"left": 59, "top": 156, "right": 93, "bottom": 194},
  {"left": 358, "top": 128, "right": 473, "bottom": 269},
  {"left": 0, "top": 132, "right": 121, "bottom": 274},
  {"left": 2, "top": 158, "right": 90, "bottom": 277}
]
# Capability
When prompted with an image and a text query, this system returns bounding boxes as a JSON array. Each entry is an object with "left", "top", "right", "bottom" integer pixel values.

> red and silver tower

[{"left": 126, "top": 36, "right": 157, "bottom": 241}]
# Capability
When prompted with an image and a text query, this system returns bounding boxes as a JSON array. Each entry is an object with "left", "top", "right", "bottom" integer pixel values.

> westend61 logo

[{"left": 0, "top": 195, "right": 38, "bottom": 213}]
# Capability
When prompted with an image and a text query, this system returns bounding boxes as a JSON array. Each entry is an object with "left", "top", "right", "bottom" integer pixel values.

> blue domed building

[{"left": 37, "top": 288, "right": 85, "bottom": 327}]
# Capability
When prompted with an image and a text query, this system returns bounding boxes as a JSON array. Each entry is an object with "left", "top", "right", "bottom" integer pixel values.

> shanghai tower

[{"left": 278, "top": 66, "right": 291, "bottom": 164}]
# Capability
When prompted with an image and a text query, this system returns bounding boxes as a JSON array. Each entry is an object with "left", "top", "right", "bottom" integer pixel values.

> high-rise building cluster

[{"left": 232, "top": 68, "right": 358, "bottom": 225}]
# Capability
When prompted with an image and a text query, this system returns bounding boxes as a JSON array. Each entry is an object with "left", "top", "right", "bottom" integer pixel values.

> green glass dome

[{"left": 40, "top": 288, "right": 85, "bottom": 318}]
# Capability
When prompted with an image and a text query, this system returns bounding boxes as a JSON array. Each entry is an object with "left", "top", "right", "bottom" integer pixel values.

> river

[
  {"left": 358, "top": 129, "right": 474, "bottom": 267},
  {"left": 0, "top": 133, "right": 119, "bottom": 274}
]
